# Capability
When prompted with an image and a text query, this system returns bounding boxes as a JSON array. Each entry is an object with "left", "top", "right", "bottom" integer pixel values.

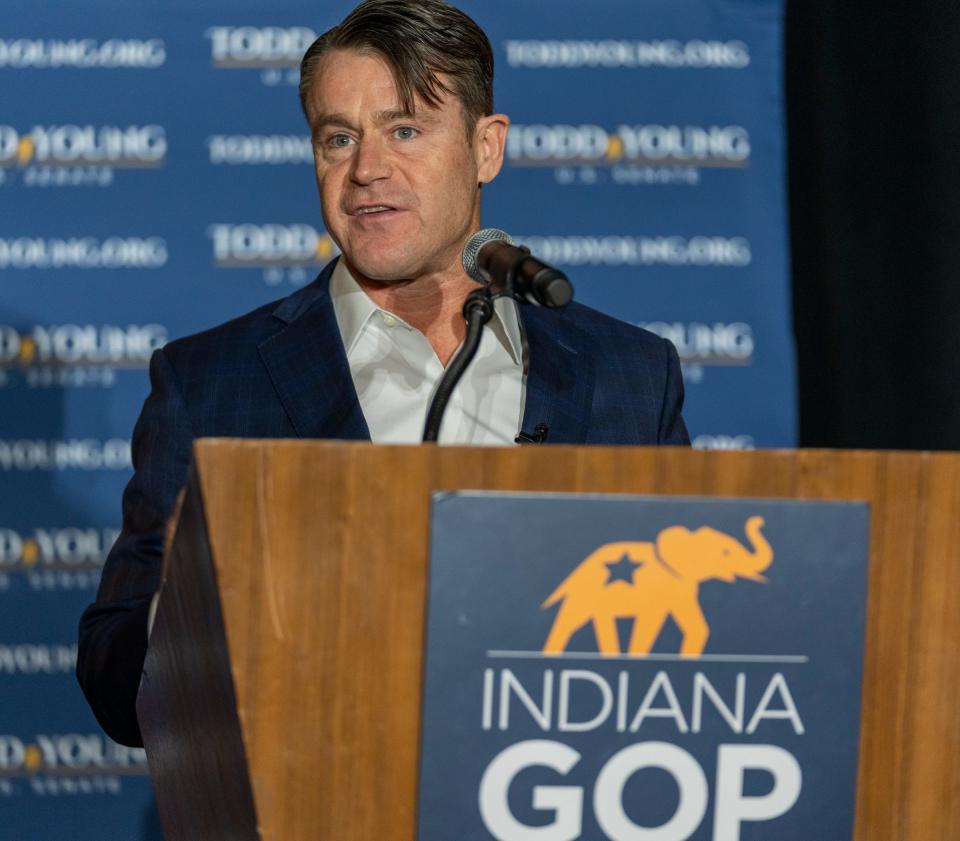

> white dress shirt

[{"left": 329, "top": 258, "right": 526, "bottom": 445}]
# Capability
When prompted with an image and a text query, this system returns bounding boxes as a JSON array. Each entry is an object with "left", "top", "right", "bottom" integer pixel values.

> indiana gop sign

[{"left": 418, "top": 494, "right": 869, "bottom": 841}]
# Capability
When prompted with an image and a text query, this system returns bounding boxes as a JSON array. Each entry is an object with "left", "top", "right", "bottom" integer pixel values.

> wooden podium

[{"left": 137, "top": 440, "right": 960, "bottom": 840}]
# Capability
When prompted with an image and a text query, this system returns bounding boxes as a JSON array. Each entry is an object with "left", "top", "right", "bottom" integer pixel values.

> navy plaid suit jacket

[{"left": 77, "top": 259, "right": 688, "bottom": 746}]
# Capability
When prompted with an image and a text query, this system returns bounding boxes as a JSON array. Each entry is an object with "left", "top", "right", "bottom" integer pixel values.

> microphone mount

[{"left": 422, "top": 229, "right": 574, "bottom": 443}]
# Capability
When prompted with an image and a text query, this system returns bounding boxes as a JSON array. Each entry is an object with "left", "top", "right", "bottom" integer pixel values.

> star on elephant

[{"left": 541, "top": 516, "right": 773, "bottom": 656}]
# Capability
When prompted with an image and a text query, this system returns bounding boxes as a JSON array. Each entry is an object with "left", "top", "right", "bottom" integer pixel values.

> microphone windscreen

[{"left": 461, "top": 227, "right": 513, "bottom": 284}]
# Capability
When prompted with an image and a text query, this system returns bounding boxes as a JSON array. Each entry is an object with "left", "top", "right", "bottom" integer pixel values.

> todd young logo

[
  {"left": 0, "top": 440, "right": 131, "bottom": 472},
  {"left": 0, "top": 527, "right": 119, "bottom": 573},
  {"left": 638, "top": 322, "right": 754, "bottom": 365},
  {"left": 0, "top": 237, "right": 167, "bottom": 269},
  {"left": 693, "top": 435, "right": 757, "bottom": 452},
  {"left": 0, "top": 734, "right": 147, "bottom": 774},
  {"left": 504, "top": 39, "right": 750, "bottom": 70},
  {"left": 205, "top": 26, "right": 316, "bottom": 68},
  {"left": 0, "top": 644, "right": 77, "bottom": 676},
  {"left": 209, "top": 223, "right": 338, "bottom": 267},
  {"left": 515, "top": 236, "right": 751, "bottom": 268},
  {"left": 0, "top": 38, "right": 165, "bottom": 69},
  {"left": 507, "top": 124, "right": 750, "bottom": 168},
  {"left": 207, "top": 134, "right": 312, "bottom": 165},
  {"left": 0, "top": 125, "right": 166, "bottom": 169},
  {"left": 0, "top": 734, "right": 146, "bottom": 798},
  {"left": 0, "top": 324, "right": 166, "bottom": 370}
]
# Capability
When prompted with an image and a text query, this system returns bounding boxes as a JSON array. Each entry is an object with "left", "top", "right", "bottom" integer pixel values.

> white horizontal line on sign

[{"left": 486, "top": 651, "right": 809, "bottom": 664}]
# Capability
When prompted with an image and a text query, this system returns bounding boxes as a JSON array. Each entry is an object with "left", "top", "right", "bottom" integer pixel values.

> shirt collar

[
  {"left": 330, "top": 257, "right": 379, "bottom": 356},
  {"left": 329, "top": 257, "right": 524, "bottom": 365}
]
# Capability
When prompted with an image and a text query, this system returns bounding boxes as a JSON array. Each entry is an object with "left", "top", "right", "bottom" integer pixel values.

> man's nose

[{"left": 350, "top": 137, "right": 392, "bottom": 185}]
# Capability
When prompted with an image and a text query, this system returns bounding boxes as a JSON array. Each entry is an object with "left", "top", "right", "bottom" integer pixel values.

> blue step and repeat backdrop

[{"left": 0, "top": 1, "right": 794, "bottom": 838}]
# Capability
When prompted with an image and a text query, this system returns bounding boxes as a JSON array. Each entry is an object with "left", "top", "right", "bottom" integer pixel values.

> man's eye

[
  {"left": 393, "top": 126, "right": 418, "bottom": 140},
  {"left": 328, "top": 134, "right": 354, "bottom": 148}
]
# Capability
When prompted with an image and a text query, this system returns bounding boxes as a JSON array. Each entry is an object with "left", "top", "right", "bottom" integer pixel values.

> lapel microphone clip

[{"left": 515, "top": 423, "right": 549, "bottom": 444}]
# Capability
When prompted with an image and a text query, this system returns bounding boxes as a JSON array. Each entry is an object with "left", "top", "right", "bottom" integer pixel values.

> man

[{"left": 77, "top": 0, "right": 689, "bottom": 748}]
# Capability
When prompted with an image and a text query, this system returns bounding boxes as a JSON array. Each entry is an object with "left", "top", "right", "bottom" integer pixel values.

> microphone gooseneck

[
  {"left": 421, "top": 288, "right": 494, "bottom": 443},
  {"left": 422, "top": 229, "right": 574, "bottom": 443}
]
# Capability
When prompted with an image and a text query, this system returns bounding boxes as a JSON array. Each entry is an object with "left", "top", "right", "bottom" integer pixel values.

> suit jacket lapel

[
  {"left": 258, "top": 263, "right": 370, "bottom": 441},
  {"left": 520, "top": 305, "right": 595, "bottom": 444},
  {"left": 257, "top": 264, "right": 594, "bottom": 444}
]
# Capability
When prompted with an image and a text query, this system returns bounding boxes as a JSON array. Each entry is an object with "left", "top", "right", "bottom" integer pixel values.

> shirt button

[{"left": 382, "top": 314, "right": 396, "bottom": 328}]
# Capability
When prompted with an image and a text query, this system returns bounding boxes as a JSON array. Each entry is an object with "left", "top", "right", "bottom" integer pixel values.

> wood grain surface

[
  {"left": 161, "top": 441, "right": 959, "bottom": 840},
  {"left": 138, "top": 465, "right": 259, "bottom": 841}
]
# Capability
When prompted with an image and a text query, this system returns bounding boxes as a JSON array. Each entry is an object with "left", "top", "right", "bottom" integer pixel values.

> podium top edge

[{"left": 189, "top": 438, "right": 959, "bottom": 461}]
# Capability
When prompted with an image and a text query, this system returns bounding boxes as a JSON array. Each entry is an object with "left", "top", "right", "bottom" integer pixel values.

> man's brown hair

[{"left": 299, "top": 0, "right": 494, "bottom": 134}]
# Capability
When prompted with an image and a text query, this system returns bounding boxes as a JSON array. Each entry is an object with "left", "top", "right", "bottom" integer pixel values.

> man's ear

[{"left": 474, "top": 113, "right": 510, "bottom": 185}]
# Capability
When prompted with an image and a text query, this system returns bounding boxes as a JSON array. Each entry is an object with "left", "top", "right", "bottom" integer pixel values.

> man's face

[{"left": 305, "top": 49, "right": 506, "bottom": 283}]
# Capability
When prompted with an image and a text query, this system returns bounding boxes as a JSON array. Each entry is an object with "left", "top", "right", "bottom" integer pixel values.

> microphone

[{"left": 462, "top": 228, "right": 573, "bottom": 309}]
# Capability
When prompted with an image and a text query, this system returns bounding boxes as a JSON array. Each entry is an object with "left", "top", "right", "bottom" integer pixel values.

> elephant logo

[{"left": 542, "top": 516, "right": 773, "bottom": 656}]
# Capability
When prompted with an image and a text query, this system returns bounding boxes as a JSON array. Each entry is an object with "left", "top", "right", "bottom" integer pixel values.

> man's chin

[{"left": 341, "top": 251, "right": 421, "bottom": 285}]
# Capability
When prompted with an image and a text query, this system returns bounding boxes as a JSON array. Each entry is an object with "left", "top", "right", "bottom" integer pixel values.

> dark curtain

[{"left": 786, "top": 3, "right": 960, "bottom": 450}]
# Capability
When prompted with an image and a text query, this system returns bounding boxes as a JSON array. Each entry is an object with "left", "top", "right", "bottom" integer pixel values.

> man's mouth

[{"left": 349, "top": 205, "right": 399, "bottom": 216}]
